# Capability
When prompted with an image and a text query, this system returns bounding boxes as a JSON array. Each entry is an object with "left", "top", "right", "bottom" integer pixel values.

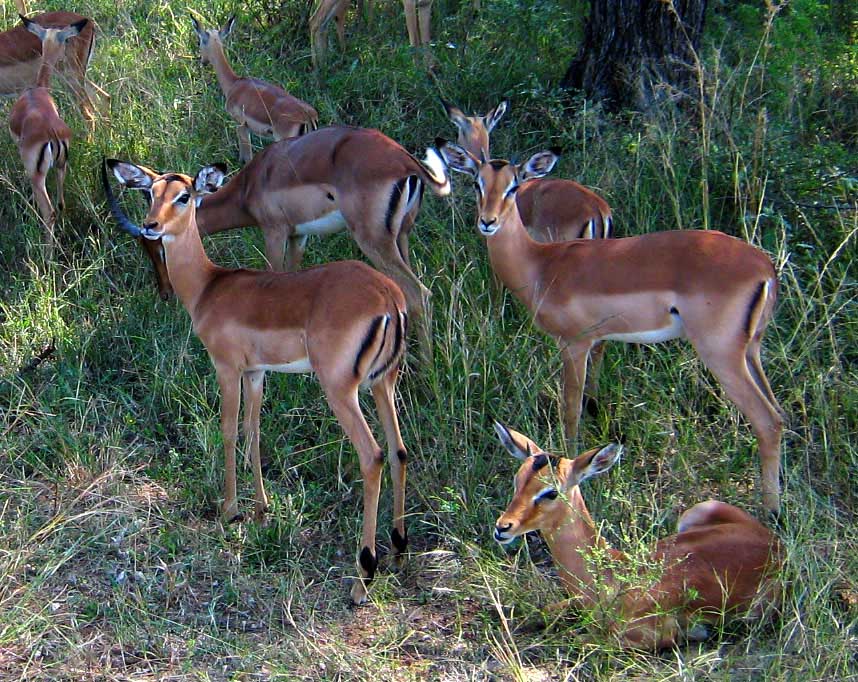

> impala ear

[
  {"left": 21, "top": 16, "right": 46, "bottom": 41},
  {"left": 519, "top": 150, "right": 558, "bottom": 181},
  {"left": 493, "top": 422, "right": 543, "bottom": 461},
  {"left": 437, "top": 139, "right": 479, "bottom": 178},
  {"left": 221, "top": 15, "right": 236, "bottom": 39},
  {"left": 106, "top": 159, "right": 156, "bottom": 191},
  {"left": 569, "top": 444, "right": 623, "bottom": 488},
  {"left": 485, "top": 99, "right": 509, "bottom": 132},
  {"left": 442, "top": 99, "right": 469, "bottom": 130},
  {"left": 190, "top": 15, "right": 206, "bottom": 40},
  {"left": 56, "top": 18, "right": 87, "bottom": 43},
  {"left": 193, "top": 163, "right": 227, "bottom": 197}
]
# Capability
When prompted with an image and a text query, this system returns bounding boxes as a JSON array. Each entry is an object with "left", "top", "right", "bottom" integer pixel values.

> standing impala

[
  {"left": 9, "top": 16, "right": 88, "bottom": 259},
  {"left": 438, "top": 141, "right": 785, "bottom": 513},
  {"left": 1, "top": 8, "right": 98, "bottom": 122},
  {"left": 493, "top": 423, "right": 782, "bottom": 649},
  {"left": 136, "top": 125, "right": 450, "bottom": 354},
  {"left": 103, "top": 158, "right": 411, "bottom": 605},
  {"left": 192, "top": 16, "right": 318, "bottom": 164}
]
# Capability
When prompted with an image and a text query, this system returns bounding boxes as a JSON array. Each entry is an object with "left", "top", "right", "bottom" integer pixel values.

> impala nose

[{"left": 494, "top": 522, "right": 513, "bottom": 542}]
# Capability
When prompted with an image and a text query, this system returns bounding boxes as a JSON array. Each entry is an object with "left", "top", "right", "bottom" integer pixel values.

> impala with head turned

[
  {"left": 103, "top": 158, "right": 412, "bottom": 605},
  {"left": 9, "top": 15, "right": 88, "bottom": 258},
  {"left": 493, "top": 423, "right": 782, "bottom": 649},
  {"left": 192, "top": 15, "right": 318, "bottom": 164},
  {"left": 439, "top": 140, "right": 784, "bottom": 513},
  {"left": 1, "top": 7, "right": 99, "bottom": 122},
  {"left": 135, "top": 125, "right": 449, "bottom": 355}
]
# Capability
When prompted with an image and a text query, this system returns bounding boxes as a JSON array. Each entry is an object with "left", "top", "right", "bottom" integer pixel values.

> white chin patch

[{"left": 479, "top": 224, "right": 500, "bottom": 237}]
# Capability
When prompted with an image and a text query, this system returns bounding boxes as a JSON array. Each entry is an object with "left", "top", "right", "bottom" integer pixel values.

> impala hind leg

[
  {"left": 236, "top": 124, "right": 253, "bottom": 165},
  {"left": 284, "top": 235, "right": 308, "bottom": 272},
  {"left": 561, "top": 343, "right": 591, "bottom": 450},
  {"left": 242, "top": 369, "right": 269, "bottom": 522},
  {"left": 262, "top": 228, "right": 288, "bottom": 271},
  {"left": 583, "top": 341, "right": 606, "bottom": 417},
  {"left": 29, "top": 170, "right": 56, "bottom": 259},
  {"left": 372, "top": 369, "right": 408, "bottom": 569},
  {"left": 216, "top": 365, "right": 242, "bottom": 522}
]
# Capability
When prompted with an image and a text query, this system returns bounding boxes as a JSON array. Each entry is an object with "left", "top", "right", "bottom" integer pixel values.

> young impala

[
  {"left": 443, "top": 99, "right": 614, "bottom": 404},
  {"left": 135, "top": 125, "right": 450, "bottom": 354},
  {"left": 1, "top": 7, "right": 98, "bottom": 122},
  {"left": 192, "top": 16, "right": 318, "bottom": 164},
  {"left": 9, "top": 16, "right": 88, "bottom": 258},
  {"left": 103, "top": 158, "right": 411, "bottom": 605},
  {"left": 493, "top": 423, "right": 782, "bottom": 649},
  {"left": 439, "top": 141, "right": 785, "bottom": 513}
]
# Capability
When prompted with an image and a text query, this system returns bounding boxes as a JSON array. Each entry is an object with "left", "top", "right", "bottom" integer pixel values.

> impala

[
  {"left": 9, "top": 16, "right": 88, "bottom": 259},
  {"left": 492, "top": 423, "right": 782, "bottom": 649},
  {"left": 192, "top": 16, "right": 319, "bottom": 164},
  {"left": 136, "top": 125, "right": 450, "bottom": 354},
  {"left": 1, "top": 7, "right": 98, "bottom": 121},
  {"left": 103, "top": 158, "right": 411, "bottom": 605},
  {"left": 439, "top": 141, "right": 784, "bottom": 513},
  {"left": 443, "top": 99, "right": 614, "bottom": 404}
]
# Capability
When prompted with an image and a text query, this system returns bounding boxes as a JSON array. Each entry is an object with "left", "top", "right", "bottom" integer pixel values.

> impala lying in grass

[
  {"left": 103, "top": 158, "right": 411, "bottom": 605},
  {"left": 493, "top": 423, "right": 782, "bottom": 649}
]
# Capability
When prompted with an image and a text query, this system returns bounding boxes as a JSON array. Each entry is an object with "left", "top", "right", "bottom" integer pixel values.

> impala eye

[
  {"left": 174, "top": 193, "right": 191, "bottom": 206},
  {"left": 534, "top": 488, "right": 558, "bottom": 503}
]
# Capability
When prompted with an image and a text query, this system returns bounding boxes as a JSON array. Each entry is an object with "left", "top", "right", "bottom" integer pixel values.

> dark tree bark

[{"left": 561, "top": 0, "right": 708, "bottom": 111}]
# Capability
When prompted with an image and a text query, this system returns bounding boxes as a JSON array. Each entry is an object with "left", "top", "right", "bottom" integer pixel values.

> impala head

[
  {"left": 103, "top": 159, "right": 226, "bottom": 241},
  {"left": 441, "top": 99, "right": 509, "bottom": 159},
  {"left": 437, "top": 140, "right": 558, "bottom": 236},
  {"left": 492, "top": 421, "right": 622, "bottom": 544},
  {"left": 191, "top": 15, "right": 235, "bottom": 65},
  {"left": 21, "top": 15, "right": 88, "bottom": 67}
]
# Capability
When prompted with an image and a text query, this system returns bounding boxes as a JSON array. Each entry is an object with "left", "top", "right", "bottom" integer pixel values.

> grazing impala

[
  {"left": 103, "top": 158, "right": 411, "bottom": 605},
  {"left": 439, "top": 141, "right": 784, "bottom": 513},
  {"left": 1, "top": 7, "right": 98, "bottom": 121},
  {"left": 492, "top": 423, "right": 782, "bottom": 649},
  {"left": 9, "top": 16, "right": 88, "bottom": 258},
  {"left": 443, "top": 99, "right": 614, "bottom": 404},
  {"left": 137, "top": 125, "right": 450, "bottom": 353},
  {"left": 191, "top": 16, "right": 318, "bottom": 164}
]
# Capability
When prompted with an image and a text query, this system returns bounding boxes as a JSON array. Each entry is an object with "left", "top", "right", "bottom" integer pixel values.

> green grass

[{"left": 1, "top": 0, "right": 856, "bottom": 679}]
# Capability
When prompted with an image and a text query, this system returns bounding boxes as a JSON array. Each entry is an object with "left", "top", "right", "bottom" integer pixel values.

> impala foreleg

[
  {"left": 285, "top": 235, "right": 308, "bottom": 272},
  {"left": 217, "top": 366, "right": 242, "bottom": 522},
  {"left": 262, "top": 228, "right": 288, "bottom": 271},
  {"left": 583, "top": 341, "right": 606, "bottom": 416},
  {"left": 372, "top": 369, "right": 408, "bottom": 568},
  {"left": 236, "top": 124, "right": 253, "bottom": 165},
  {"left": 242, "top": 369, "right": 269, "bottom": 522},
  {"left": 140, "top": 238, "right": 173, "bottom": 300},
  {"left": 561, "top": 343, "right": 591, "bottom": 448}
]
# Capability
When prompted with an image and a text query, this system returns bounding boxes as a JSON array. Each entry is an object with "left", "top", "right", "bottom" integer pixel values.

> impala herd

[{"left": 4, "top": 5, "right": 786, "bottom": 649}]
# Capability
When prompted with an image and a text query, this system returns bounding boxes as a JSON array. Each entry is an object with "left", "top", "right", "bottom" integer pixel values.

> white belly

[
  {"left": 295, "top": 210, "right": 347, "bottom": 237},
  {"left": 251, "top": 358, "right": 313, "bottom": 374},
  {"left": 601, "top": 315, "right": 684, "bottom": 344}
]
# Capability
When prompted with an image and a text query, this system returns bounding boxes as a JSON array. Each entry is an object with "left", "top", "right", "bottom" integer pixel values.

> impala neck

[
  {"left": 541, "top": 484, "right": 618, "bottom": 606},
  {"left": 195, "top": 176, "right": 255, "bottom": 235},
  {"left": 208, "top": 40, "right": 238, "bottom": 94},
  {"left": 35, "top": 56, "right": 55, "bottom": 89},
  {"left": 162, "top": 214, "right": 219, "bottom": 313},
  {"left": 485, "top": 207, "right": 543, "bottom": 303}
]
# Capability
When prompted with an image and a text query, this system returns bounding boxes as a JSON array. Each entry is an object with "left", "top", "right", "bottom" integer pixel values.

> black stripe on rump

[
  {"left": 367, "top": 315, "right": 390, "bottom": 374},
  {"left": 745, "top": 281, "right": 767, "bottom": 338},
  {"left": 36, "top": 142, "right": 50, "bottom": 174},
  {"left": 385, "top": 178, "right": 408, "bottom": 234},
  {"left": 368, "top": 310, "right": 405, "bottom": 382},
  {"left": 60, "top": 140, "right": 69, "bottom": 165},
  {"left": 353, "top": 315, "right": 385, "bottom": 378},
  {"left": 604, "top": 215, "right": 613, "bottom": 239}
]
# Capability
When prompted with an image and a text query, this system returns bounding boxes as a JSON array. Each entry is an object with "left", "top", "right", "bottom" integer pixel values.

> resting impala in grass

[
  {"left": 493, "top": 423, "right": 782, "bottom": 649},
  {"left": 443, "top": 98, "right": 614, "bottom": 404},
  {"left": 103, "top": 158, "right": 411, "bottom": 605},
  {"left": 438, "top": 141, "right": 785, "bottom": 513},
  {"left": 9, "top": 16, "right": 88, "bottom": 259},
  {"left": 1, "top": 5, "right": 98, "bottom": 122},
  {"left": 136, "top": 125, "right": 449, "bottom": 354},
  {"left": 192, "top": 15, "right": 319, "bottom": 164}
]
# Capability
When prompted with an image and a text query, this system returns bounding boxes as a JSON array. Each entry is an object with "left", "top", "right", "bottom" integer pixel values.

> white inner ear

[{"left": 194, "top": 196, "right": 203, "bottom": 207}]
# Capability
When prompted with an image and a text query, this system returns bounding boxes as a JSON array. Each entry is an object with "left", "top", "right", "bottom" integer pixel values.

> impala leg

[
  {"left": 403, "top": 0, "right": 419, "bottom": 47},
  {"left": 333, "top": 0, "right": 348, "bottom": 48},
  {"left": 140, "top": 238, "right": 173, "bottom": 300},
  {"left": 416, "top": 0, "right": 433, "bottom": 46},
  {"left": 236, "top": 124, "right": 253, "bottom": 165},
  {"left": 561, "top": 343, "right": 591, "bottom": 449},
  {"left": 284, "top": 235, "right": 308, "bottom": 272},
  {"left": 309, "top": 0, "right": 330, "bottom": 69},
  {"left": 583, "top": 341, "right": 606, "bottom": 417},
  {"left": 242, "top": 369, "right": 269, "bottom": 522},
  {"left": 262, "top": 228, "right": 288, "bottom": 271},
  {"left": 371, "top": 368, "right": 408, "bottom": 569},
  {"left": 30, "top": 171, "right": 56, "bottom": 260},
  {"left": 216, "top": 365, "right": 242, "bottom": 523}
]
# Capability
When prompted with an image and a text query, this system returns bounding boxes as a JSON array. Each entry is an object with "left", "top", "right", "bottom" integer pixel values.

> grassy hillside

[{"left": 1, "top": 0, "right": 856, "bottom": 679}]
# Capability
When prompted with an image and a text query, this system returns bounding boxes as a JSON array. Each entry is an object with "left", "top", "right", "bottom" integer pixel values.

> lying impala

[
  {"left": 137, "top": 125, "right": 449, "bottom": 353},
  {"left": 438, "top": 141, "right": 785, "bottom": 513},
  {"left": 443, "top": 99, "right": 614, "bottom": 405},
  {"left": 1, "top": 7, "right": 98, "bottom": 122},
  {"left": 310, "top": 0, "right": 434, "bottom": 69},
  {"left": 9, "top": 15, "right": 88, "bottom": 258},
  {"left": 493, "top": 423, "right": 782, "bottom": 649},
  {"left": 103, "top": 158, "right": 411, "bottom": 605},
  {"left": 192, "top": 16, "right": 318, "bottom": 164}
]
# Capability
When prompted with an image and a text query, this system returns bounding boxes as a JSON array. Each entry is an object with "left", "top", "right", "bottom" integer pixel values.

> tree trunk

[{"left": 561, "top": 0, "right": 707, "bottom": 111}]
